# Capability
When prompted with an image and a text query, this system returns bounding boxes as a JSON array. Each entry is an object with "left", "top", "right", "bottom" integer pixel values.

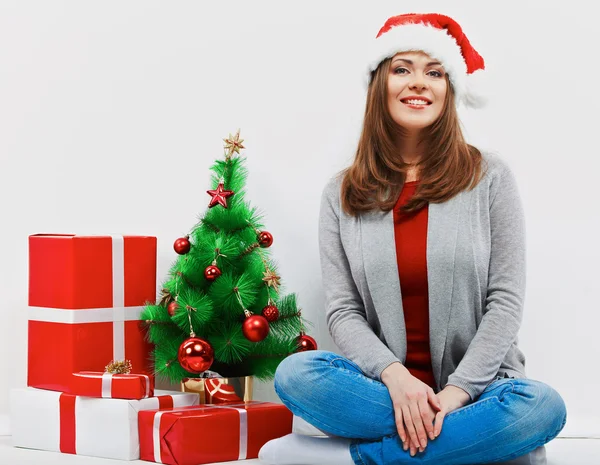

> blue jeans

[{"left": 273, "top": 350, "right": 567, "bottom": 465}]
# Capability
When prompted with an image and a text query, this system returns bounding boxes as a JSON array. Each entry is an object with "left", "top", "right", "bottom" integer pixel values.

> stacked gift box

[{"left": 10, "top": 234, "right": 293, "bottom": 463}]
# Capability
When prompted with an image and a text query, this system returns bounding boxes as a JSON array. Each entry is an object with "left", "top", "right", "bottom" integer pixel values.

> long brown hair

[{"left": 339, "top": 55, "right": 486, "bottom": 216}]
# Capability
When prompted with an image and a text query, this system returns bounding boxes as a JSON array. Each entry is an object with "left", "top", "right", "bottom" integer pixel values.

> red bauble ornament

[
  {"left": 178, "top": 337, "right": 214, "bottom": 374},
  {"left": 174, "top": 236, "right": 191, "bottom": 255},
  {"left": 207, "top": 183, "right": 235, "bottom": 208},
  {"left": 296, "top": 334, "right": 318, "bottom": 352},
  {"left": 242, "top": 315, "right": 270, "bottom": 342},
  {"left": 204, "top": 265, "right": 221, "bottom": 281},
  {"left": 167, "top": 301, "right": 178, "bottom": 316},
  {"left": 258, "top": 231, "right": 273, "bottom": 248},
  {"left": 261, "top": 305, "right": 279, "bottom": 322}
]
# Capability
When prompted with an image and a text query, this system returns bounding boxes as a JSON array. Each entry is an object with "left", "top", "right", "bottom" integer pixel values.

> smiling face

[{"left": 386, "top": 51, "right": 448, "bottom": 132}]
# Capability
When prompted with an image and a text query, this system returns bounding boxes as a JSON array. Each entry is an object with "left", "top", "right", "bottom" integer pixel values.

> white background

[{"left": 1, "top": 0, "right": 598, "bottom": 438}]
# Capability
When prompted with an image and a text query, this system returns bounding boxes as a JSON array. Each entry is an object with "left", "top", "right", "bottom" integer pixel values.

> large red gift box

[
  {"left": 28, "top": 234, "right": 156, "bottom": 393},
  {"left": 139, "top": 401, "right": 293, "bottom": 465}
]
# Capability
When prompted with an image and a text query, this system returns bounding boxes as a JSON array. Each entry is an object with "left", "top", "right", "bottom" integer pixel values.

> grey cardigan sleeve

[
  {"left": 445, "top": 163, "right": 526, "bottom": 400},
  {"left": 319, "top": 177, "right": 401, "bottom": 381}
]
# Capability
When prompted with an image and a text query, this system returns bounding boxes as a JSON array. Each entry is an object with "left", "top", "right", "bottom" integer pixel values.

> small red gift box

[
  {"left": 182, "top": 377, "right": 245, "bottom": 404},
  {"left": 72, "top": 371, "right": 155, "bottom": 399},
  {"left": 205, "top": 378, "right": 242, "bottom": 404},
  {"left": 139, "top": 401, "right": 293, "bottom": 465},
  {"left": 27, "top": 234, "right": 156, "bottom": 393}
]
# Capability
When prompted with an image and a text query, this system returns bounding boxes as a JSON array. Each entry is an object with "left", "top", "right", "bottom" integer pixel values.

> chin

[{"left": 393, "top": 119, "right": 434, "bottom": 131}]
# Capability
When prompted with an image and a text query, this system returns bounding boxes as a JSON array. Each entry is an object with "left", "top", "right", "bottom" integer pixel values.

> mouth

[{"left": 400, "top": 98, "right": 432, "bottom": 109}]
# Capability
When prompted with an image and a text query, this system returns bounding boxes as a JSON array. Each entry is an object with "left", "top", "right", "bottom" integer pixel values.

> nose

[
  {"left": 410, "top": 81, "right": 427, "bottom": 91},
  {"left": 409, "top": 73, "right": 428, "bottom": 91}
]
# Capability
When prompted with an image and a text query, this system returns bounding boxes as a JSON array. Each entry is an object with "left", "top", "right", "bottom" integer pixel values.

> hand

[
  {"left": 406, "top": 402, "right": 438, "bottom": 456},
  {"left": 432, "top": 385, "right": 472, "bottom": 438},
  {"left": 381, "top": 363, "right": 442, "bottom": 455},
  {"left": 405, "top": 385, "right": 471, "bottom": 456}
]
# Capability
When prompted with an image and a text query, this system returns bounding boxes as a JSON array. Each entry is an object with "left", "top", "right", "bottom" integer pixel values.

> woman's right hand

[{"left": 381, "top": 362, "right": 441, "bottom": 454}]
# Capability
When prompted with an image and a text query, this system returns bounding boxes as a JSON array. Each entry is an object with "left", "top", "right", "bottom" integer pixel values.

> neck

[{"left": 394, "top": 130, "right": 426, "bottom": 165}]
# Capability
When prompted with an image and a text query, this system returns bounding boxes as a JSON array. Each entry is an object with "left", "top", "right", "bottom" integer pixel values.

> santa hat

[{"left": 366, "top": 13, "right": 487, "bottom": 109}]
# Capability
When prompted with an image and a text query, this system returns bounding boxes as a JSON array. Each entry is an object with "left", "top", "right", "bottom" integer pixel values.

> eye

[{"left": 393, "top": 67, "right": 444, "bottom": 77}]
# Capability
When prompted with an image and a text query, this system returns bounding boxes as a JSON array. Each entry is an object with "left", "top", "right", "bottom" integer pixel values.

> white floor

[{"left": 1, "top": 436, "right": 599, "bottom": 464}]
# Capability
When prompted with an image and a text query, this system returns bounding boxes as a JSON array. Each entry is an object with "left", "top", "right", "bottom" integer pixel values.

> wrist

[
  {"left": 381, "top": 362, "right": 410, "bottom": 384},
  {"left": 444, "top": 384, "right": 471, "bottom": 405}
]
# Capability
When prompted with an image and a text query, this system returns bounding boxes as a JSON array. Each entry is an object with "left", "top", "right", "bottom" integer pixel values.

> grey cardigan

[{"left": 318, "top": 151, "right": 527, "bottom": 401}]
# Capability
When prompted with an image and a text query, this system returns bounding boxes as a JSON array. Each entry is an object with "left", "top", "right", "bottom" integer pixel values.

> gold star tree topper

[{"left": 223, "top": 129, "right": 245, "bottom": 160}]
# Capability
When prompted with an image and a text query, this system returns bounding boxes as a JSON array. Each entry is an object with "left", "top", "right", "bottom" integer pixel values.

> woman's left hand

[
  {"left": 432, "top": 385, "right": 472, "bottom": 438},
  {"left": 405, "top": 385, "right": 471, "bottom": 455}
]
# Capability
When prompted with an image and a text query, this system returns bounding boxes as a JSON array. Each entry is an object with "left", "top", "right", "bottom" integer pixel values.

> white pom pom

[{"left": 460, "top": 69, "right": 489, "bottom": 109}]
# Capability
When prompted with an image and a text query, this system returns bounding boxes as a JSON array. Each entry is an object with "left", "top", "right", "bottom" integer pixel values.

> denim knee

[
  {"left": 274, "top": 350, "right": 331, "bottom": 397},
  {"left": 537, "top": 383, "right": 568, "bottom": 436},
  {"left": 517, "top": 380, "right": 568, "bottom": 438}
]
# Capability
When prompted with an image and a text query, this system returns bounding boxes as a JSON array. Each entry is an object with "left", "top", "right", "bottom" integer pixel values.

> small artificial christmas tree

[{"left": 141, "top": 130, "right": 317, "bottom": 383}]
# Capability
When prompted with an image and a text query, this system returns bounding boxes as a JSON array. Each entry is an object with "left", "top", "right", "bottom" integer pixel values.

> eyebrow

[{"left": 392, "top": 58, "right": 442, "bottom": 67}]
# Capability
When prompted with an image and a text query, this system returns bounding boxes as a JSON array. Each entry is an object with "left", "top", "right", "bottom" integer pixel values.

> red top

[{"left": 392, "top": 181, "right": 436, "bottom": 389}]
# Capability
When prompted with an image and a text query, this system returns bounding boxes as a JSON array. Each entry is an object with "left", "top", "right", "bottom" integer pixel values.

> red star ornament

[{"left": 207, "top": 182, "right": 235, "bottom": 208}]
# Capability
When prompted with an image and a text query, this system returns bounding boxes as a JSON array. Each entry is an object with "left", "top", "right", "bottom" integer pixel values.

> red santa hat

[{"left": 366, "top": 13, "right": 487, "bottom": 109}]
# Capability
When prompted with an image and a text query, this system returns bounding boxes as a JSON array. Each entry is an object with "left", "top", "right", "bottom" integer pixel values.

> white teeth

[{"left": 403, "top": 99, "right": 429, "bottom": 105}]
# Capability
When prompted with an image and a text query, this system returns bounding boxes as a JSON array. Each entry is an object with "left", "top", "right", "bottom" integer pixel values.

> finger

[
  {"left": 434, "top": 410, "right": 446, "bottom": 438},
  {"left": 418, "top": 394, "right": 435, "bottom": 440},
  {"left": 401, "top": 404, "right": 419, "bottom": 449},
  {"left": 408, "top": 436, "right": 417, "bottom": 457},
  {"left": 428, "top": 389, "right": 442, "bottom": 411},
  {"left": 409, "top": 398, "right": 428, "bottom": 449},
  {"left": 396, "top": 406, "right": 410, "bottom": 451},
  {"left": 394, "top": 407, "right": 407, "bottom": 444}
]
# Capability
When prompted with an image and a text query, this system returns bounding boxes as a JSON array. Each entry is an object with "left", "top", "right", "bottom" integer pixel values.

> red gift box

[
  {"left": 139, "top": 401, "right": 293, "bottom": 465},
  {"left": 27, "top": 234, "right": 157, "bottom": 393},
  {"left": 72, "top": 371, "right": 155, "bottom": 399}
]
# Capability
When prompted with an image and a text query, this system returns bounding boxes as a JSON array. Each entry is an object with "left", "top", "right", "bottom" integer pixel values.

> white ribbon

[
  {"left": 102, "top": 373, "right": 113, "bottom": 398},
  {"left": 152, "top": 402, "right": 266, "bottom": 463},
  {"left": 143, "top": 374, "right": 150, "bottom": 398},
  {"left": 111, "top": 235, "right": 125, "bottom": 361},
  {"left": 153, "top": 410, "right": 165, "bottom": 463},
  {"left": 28, "top": 306, "right": 144, "bottom": 323},
  {"left": 233, "top": 407, "right": 248, "bottom": 460}
]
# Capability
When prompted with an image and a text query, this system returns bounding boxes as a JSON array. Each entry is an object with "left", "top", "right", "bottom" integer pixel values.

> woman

[{"left": 259, "top": 13, "right": 567, "bottom": 465}]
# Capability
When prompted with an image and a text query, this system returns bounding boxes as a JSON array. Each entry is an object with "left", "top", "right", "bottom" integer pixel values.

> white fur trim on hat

[{"left": 365, "top": 22, "right": 483, "bottom": 108}]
